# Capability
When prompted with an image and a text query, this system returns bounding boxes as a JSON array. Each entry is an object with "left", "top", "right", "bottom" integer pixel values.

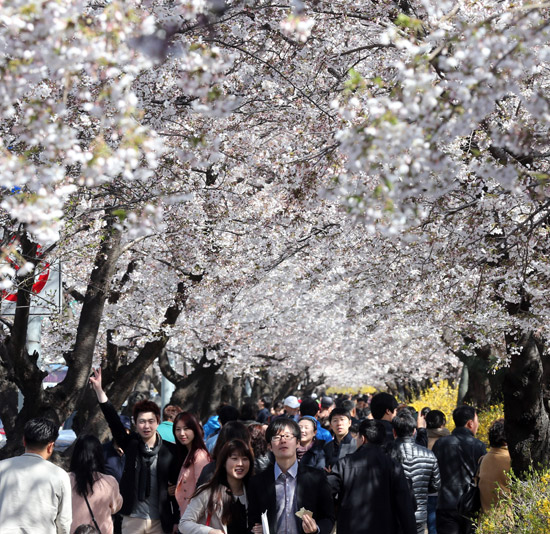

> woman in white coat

[{"left": 179, "top": 439, "right": 253, "bottom": 534}]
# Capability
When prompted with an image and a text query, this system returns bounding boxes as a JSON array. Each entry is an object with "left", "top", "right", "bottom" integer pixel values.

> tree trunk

[
  {"left": 161, "top": 348, "right": 231, "bottom": 420},
  {"left": 455, "top": 338, "right": 504, "bottom": 408},
  {"left": 503, "top": 330, "right": 550, "bottom": 475},
  {"left": 78, "top": 281, "right": 188, "bottom": 443},
  {"left": 0, "top": 217, "right": 123, "bottom": 458}
]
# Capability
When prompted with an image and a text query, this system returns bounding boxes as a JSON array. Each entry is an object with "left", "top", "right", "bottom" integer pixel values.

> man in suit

[{"left": 248, "top": 418, "right": 335, "bottom": 534}]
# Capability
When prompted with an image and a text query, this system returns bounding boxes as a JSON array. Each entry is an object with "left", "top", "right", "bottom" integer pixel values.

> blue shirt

[
  {"left": 316, "top": 425, "right": 333, "bottom": 443},
  {"left": 203, "top": 415, "right": 220, "bottom": 439},
  {"left": 275, "top": 460, "right": 299, "bottom": 534},
  {"left": 157, "top": 421, "right": 175, "bottom": 444}
]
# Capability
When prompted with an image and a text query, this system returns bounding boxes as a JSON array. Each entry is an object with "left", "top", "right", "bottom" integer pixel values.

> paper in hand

[
  {"left": 295, "top": 507, "right": 313, "bottom": 519},
  {"left": 261, "top": 510, "right": 270, "bottom": 534}
]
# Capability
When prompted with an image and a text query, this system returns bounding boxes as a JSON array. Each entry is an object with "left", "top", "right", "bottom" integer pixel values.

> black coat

[
  {"left": 327, "top": 443, "right": 417, "bottom": 534},
  {"left": 432, "top": 426, "right": 487, "bottom": 511},
  {"left": 99, "top": 401, "right": 179, "bottom": 533},
  {"left": 300, "top": 439, "right": 326, "bottom": 470},
  {"left": 323, "top": 432, "right": 357, "bottom": 468},
  {"left": 248, "top": 462, "right": 335, "bottom": 534}
]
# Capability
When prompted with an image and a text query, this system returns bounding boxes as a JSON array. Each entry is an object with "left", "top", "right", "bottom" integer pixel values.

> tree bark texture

[
  {"left": 0, "top": 217, "right": 122, "bottom": 458},
  {"left": 503, "top": 330, "right": 550, "bottom": 475}
]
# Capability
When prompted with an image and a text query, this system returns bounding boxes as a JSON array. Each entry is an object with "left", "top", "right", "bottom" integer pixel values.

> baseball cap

[{"left": 284, "top": 395, "right": 300, "bottom": 409}]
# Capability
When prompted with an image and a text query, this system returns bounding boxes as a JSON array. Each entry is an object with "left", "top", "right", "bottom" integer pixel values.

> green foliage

[{"left": 344, "top": 68, "right": 366, "bottom": 94}]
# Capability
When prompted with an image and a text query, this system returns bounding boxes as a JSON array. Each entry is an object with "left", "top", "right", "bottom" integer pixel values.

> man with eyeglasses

[{"left": 248, "top": 419, "right": 335, "bottom": 534}]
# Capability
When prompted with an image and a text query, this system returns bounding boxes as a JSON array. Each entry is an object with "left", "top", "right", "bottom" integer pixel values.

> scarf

[
  {"left": 137, "top": 434, "right": 162, "bottom": 502},
  {"left": 297, "top": 440, "right": 314, "bottom": 461}
]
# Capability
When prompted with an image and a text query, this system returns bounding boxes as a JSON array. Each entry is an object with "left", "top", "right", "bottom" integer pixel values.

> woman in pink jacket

[
  {"left": 69, "top": 435, "right": 123, "bottom": 534},
  {"left": 173, "top": 412, "right": 211, "bottom": 518}
]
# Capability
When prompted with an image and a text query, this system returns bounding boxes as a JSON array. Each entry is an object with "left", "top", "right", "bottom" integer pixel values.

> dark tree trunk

[
  {"left": 0, "top": 217, "right": 122, "bottom": 458},
  {"left": 161, "top": 348, "right": 231, "bottom": 420},
  {"left": 78, "top": 281, "right": 188, "bottom": 443},
  {"left": 455, "top": 337, "right": 505, "bottom": 408},
  {"left": 503, "top": 330, "right": 550, "bottom": 475},
  {"left": 0, "top": 350, "right": 19, "bottom": 438},
  {"left": 269, "top": 372, "right": 303, "bottom": 404}
]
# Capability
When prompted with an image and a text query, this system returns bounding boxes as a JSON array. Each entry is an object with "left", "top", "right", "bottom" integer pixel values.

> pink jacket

[
  {"left": 70, "top": 472, "right": 123, "bottom": 534},
  {"left": 175, "top": 448, "right": 211, "bottom": 516}
]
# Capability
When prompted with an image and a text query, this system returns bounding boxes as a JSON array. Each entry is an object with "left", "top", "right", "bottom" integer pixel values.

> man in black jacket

[
  {"left": 432, "top": 405, "right": 486, "bottom": 534},
  {"left": 371, "top": 393, "right": 429, "bottom": 447},
  {"left": 387, "top": 410, "right": 441, "bottom": 534},
  {"left": 248, "top": 418, "right": 335, "bottom": 534},
  {"left": 90, "top": 368, "right": 178, "bottom": 534},
  {"left": 327, "top": 419, "right": 417, "bottom": 534},
  {"left": 323, "top": 407, "right": 357, "bottom": 468}
]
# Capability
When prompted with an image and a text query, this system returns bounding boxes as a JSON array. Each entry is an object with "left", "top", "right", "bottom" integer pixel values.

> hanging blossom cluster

[
  {"left": 9, "top": 0, "right": 550, "bottom": 388},
  {"left": 0, "top": 0, "right": 227, "bottom": 244},
  {"left": 330, "top": 0, "right": 550, "bottom": 232}
]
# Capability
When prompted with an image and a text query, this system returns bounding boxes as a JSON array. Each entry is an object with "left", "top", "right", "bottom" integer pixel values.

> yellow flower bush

[
  {"left": 476, "top": 404, "right": 505, "bottom": 446},
  {"left": 330, "top": 380, "right": 505, "bottom": 447},
  {"left": 477, "top": 468, "right": 550, "bottom": 534},
  {"left": 408, "top": 381, "right": 504, "bottom": 446},
  {"left": 325, "top": 385, "right": 377, "bottom": 396},
  {"left": 409, "top": 380, "right": 459, "bottom": 432}
]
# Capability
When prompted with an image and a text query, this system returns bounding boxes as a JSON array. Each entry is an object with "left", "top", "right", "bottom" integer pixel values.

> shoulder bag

[{"left": 84, "top": 494, "right": 102, "bottom": 533}]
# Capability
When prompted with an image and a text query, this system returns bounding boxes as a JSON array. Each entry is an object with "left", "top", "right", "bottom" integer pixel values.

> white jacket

[
  {"left": 0, "top": 452, "right": 72, "bottom": 534},
  {"left": 179, "top": 486, "right": 248, "bottom": 534}
]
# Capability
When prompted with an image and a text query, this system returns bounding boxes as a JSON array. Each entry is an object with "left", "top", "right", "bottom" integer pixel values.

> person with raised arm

[{"left": 90, "top": 367, "right": 178, "bottom": 534}]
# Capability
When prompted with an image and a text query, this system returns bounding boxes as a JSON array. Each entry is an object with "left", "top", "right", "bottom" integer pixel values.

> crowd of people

[{"left": 0, "top": 369, "right": 511, "bottom": 534}]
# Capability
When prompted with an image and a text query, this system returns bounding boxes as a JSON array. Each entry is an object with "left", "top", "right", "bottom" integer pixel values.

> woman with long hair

[
  {"left": 196, "top": 421, "right": 251, "bottom": 487},
  {"left": 179, "top": 439, "right": 253, "bottom": 534},
  {"left": 173, "top": 412, "right": 211, "bottom": 517},
  {"left": 69, "top": 434, "right": 123, "bottom": 534}
]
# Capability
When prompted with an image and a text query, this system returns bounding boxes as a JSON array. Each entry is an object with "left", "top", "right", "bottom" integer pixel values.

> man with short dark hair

[
  {"left": 355, "top": 395, "right": 370, "bottom": 419},
  {"left": 339, "top": 399, "right": 360, "bottom": 426},
  {"left": 388, "top": 411, "right": 441, "bottom": 534},
  {"left": 370, "top": 392, "right": 399, "bottom": 441},
  {"left": 0, "top": 417, "right": 72, "bottom": 533},
  {"left": 433, "top": 405, "right": 486, "bottom": 534},
  {"left": 371, "top": 392, "right": 428, "bottom": 447},
  {"left": 257, "top": 395, "right": 272, "bottom": 424},
  {"left": 90, "top": 368, "right": 177, "bottom": 534},
  {"left": 323, "top": 407, "right": 357, "bottom": 468},
  {"left": 248, "top": 418, "right": 335, "bottom": 534},
  {"left": 327, "top": 419, "right": 417, "bottom": 534}
]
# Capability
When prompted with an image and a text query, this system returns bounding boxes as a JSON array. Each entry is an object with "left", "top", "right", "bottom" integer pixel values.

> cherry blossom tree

[{"left": 2, "top": 0, "right": 550, "bottom": 473}]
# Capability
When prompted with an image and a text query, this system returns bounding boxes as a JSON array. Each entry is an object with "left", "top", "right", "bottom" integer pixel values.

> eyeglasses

[{"left": 271, "top": 433, "right": 296, "bottom": 443}]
